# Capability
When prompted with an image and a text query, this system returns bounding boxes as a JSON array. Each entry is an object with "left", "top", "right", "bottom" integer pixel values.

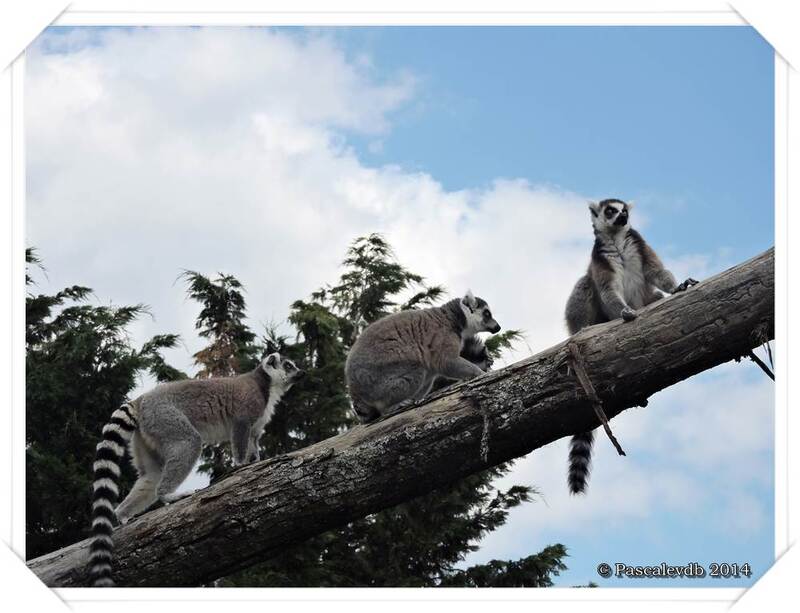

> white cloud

[
  {"left": 26, "top": 27, "right": 773, "bottom": 557},
  {"left": 26, "top": 27, "right": 594, "bottom": 380}
]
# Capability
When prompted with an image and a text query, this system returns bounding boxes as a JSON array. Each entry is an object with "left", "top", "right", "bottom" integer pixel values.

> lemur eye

[
  {"left": 485, "top": 310, "right": 491, "bottom": 318},
  {"left": 605, "top": 208, "right": 615, "bottom": 217}
]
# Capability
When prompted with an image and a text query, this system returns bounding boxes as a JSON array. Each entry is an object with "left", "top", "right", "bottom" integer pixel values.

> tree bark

[{"left": 28, "top": 248, "right": 775, "bottom": 588}]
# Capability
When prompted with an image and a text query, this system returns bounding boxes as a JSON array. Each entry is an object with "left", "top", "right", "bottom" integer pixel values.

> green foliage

[
  {"left": 485, "top": 329, "right": 525, "bottom": 358},
  {"left": 140, "top": 334, "right": 189, "bottom": 383},
  {"left": 441, "top": 545, "right": 569, "bottom": 587},
  {"left": 25, "top": 249, "right": 185, "bottom": 558},
  {"left": 25, "top": 247, "right": 43, "bottom": 286}
]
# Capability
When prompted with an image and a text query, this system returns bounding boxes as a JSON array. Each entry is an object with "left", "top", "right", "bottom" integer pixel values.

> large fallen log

[{"left": 28, "top": 248, "right": 775, "bottom": 587}]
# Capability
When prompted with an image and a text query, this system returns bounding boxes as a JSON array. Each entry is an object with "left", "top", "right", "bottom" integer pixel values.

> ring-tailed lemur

[
  {"left": 88, "top": 352, "right": 304, "bottom": 587},
  {"left": 345, "top": 291, "right": 501, "bottom": 423},
  {"left": 564, "top": 199, "right": 698, "bottom": 494}
]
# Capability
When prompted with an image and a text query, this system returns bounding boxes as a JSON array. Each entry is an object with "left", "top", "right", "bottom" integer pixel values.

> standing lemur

[
  {"left": 89, "top": 352, "right": 304, "bottom": 587},
  {"left": 345, "top": 291, "right": 501, "bottom": 423},
  {"left": 564, "top": 199, "right": 698, "bottom": 494}
]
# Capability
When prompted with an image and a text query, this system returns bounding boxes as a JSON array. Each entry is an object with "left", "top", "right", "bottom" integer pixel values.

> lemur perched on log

[
  {"left": 88, "top": 353, "right": 304, "bottom": 586},
  {"left": 564, "top": 199, "right": 698, "bottom": 494}
]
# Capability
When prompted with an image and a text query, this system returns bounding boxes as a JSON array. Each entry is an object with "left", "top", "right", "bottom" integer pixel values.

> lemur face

[
  {"left": 262, "top": 352, "right": 306, "bottom": 386},
  {"left": 589, "top": 199, "right": 632, "bottom": 232},
  {"left": 460, "top": 291, "right": 502, "bottom": 334}
]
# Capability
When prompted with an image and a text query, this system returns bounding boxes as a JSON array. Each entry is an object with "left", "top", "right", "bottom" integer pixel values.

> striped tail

[
  {"left": 89, "top": 402, "right": 138, "bottom": 587},
  {"left": 567, "top": 430, "right": 595, "bottom": 495}
]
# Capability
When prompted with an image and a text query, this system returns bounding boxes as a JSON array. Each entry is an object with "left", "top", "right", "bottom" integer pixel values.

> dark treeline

[{"left": 25, "top": 235, "right": 570, "bottom": 587}]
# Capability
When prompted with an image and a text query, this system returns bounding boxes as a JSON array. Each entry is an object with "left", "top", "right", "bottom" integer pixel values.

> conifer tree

[{"left": 181, "top": 271, "right": 259, "bottom": 377}]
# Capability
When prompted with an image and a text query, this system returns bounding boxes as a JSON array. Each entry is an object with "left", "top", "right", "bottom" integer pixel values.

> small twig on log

[
  {"left": 747, "top": 349, "right": 775, "bottom": 381},
  {"left": 567, "top": 341, "right": 626, "bottom": 457}
]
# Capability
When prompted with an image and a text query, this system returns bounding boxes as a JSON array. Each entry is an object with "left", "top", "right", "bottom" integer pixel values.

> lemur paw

[
  {"left": 621, "top": 307, "right": 637, "bottom": 322},
  {"left": 160, "top": 491, "right": 192, "bottom": 505},
  {"left": 674, "top": 278, "right": 699, "bottom": 293}
]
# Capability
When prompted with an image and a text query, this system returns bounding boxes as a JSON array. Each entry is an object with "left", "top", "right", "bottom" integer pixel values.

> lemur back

[
  {"left": 564, "top": 199, "right": 697, "bottom": 494},
  {"left": 88, "top": 353, "right": 304, "bottom": 587},
  {"left": 345, "top": 291, "right": 500, "bottom": 423}
]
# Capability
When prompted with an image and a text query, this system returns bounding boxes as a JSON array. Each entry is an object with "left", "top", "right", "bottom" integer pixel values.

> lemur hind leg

[
  {"left": 565, "top": 275, "right": 597, "bottom": 334},
  {"left": 368, "top": 367, "right": 437, "bottom": 423},
  {"left": 140, "top": 403, "right": 203, "bottom": 502},
  {"left": 115, "top": 433, "right": 162, "bottom": 523},
  {"left": 156, "top": 435, "right": 202, "bottom": 501},
  {"left": 382, "top": 364, "right": 430, "bottom": 406}
]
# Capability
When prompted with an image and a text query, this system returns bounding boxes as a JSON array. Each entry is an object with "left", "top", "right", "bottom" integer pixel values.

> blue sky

[
  {"left": 28, "top": 25, "right": 775, "bottom": 588},
  {"left": 333, "top": 26, "right": 774, "bottom": 260}
]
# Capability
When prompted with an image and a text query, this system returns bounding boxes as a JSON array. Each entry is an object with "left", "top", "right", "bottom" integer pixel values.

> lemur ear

[
  {"left": 264, "top": 352, "right": 280, "bottom": 368},
  {"left": 588, "top": 201, "right": 600, "bottom": 217},
  {"left": 461, "top": 290, "right": 477, "bottom": 310},
  {"left": 626, "top": 200, "right": 635, "bottom": 210}
]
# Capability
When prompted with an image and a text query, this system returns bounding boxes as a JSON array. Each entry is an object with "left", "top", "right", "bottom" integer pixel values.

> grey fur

[
  {"left": 87, "top": 353, "right": 304, "bottom": 586},
  {"left": 564, "top": 199, "right": 698, "bottom": 494},
  {"left": 431, "top": 334, "right": 494, "bottom": 393},
  {"left": 345, "top": 291, "right": 500, "bottom": 422}
]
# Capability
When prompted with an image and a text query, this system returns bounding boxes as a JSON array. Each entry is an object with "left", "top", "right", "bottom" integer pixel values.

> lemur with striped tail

[
  {"left": 88, "top": 353, "right": 304, "bottom": 587},
  {"left": 564, "top": 199, "right": 698, "bottom": 494}
]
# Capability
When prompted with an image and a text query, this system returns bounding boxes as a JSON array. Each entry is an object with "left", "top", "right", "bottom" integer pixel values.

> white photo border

[{"left": 1, "top": 1, "right": 794, "bottom": 610}]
